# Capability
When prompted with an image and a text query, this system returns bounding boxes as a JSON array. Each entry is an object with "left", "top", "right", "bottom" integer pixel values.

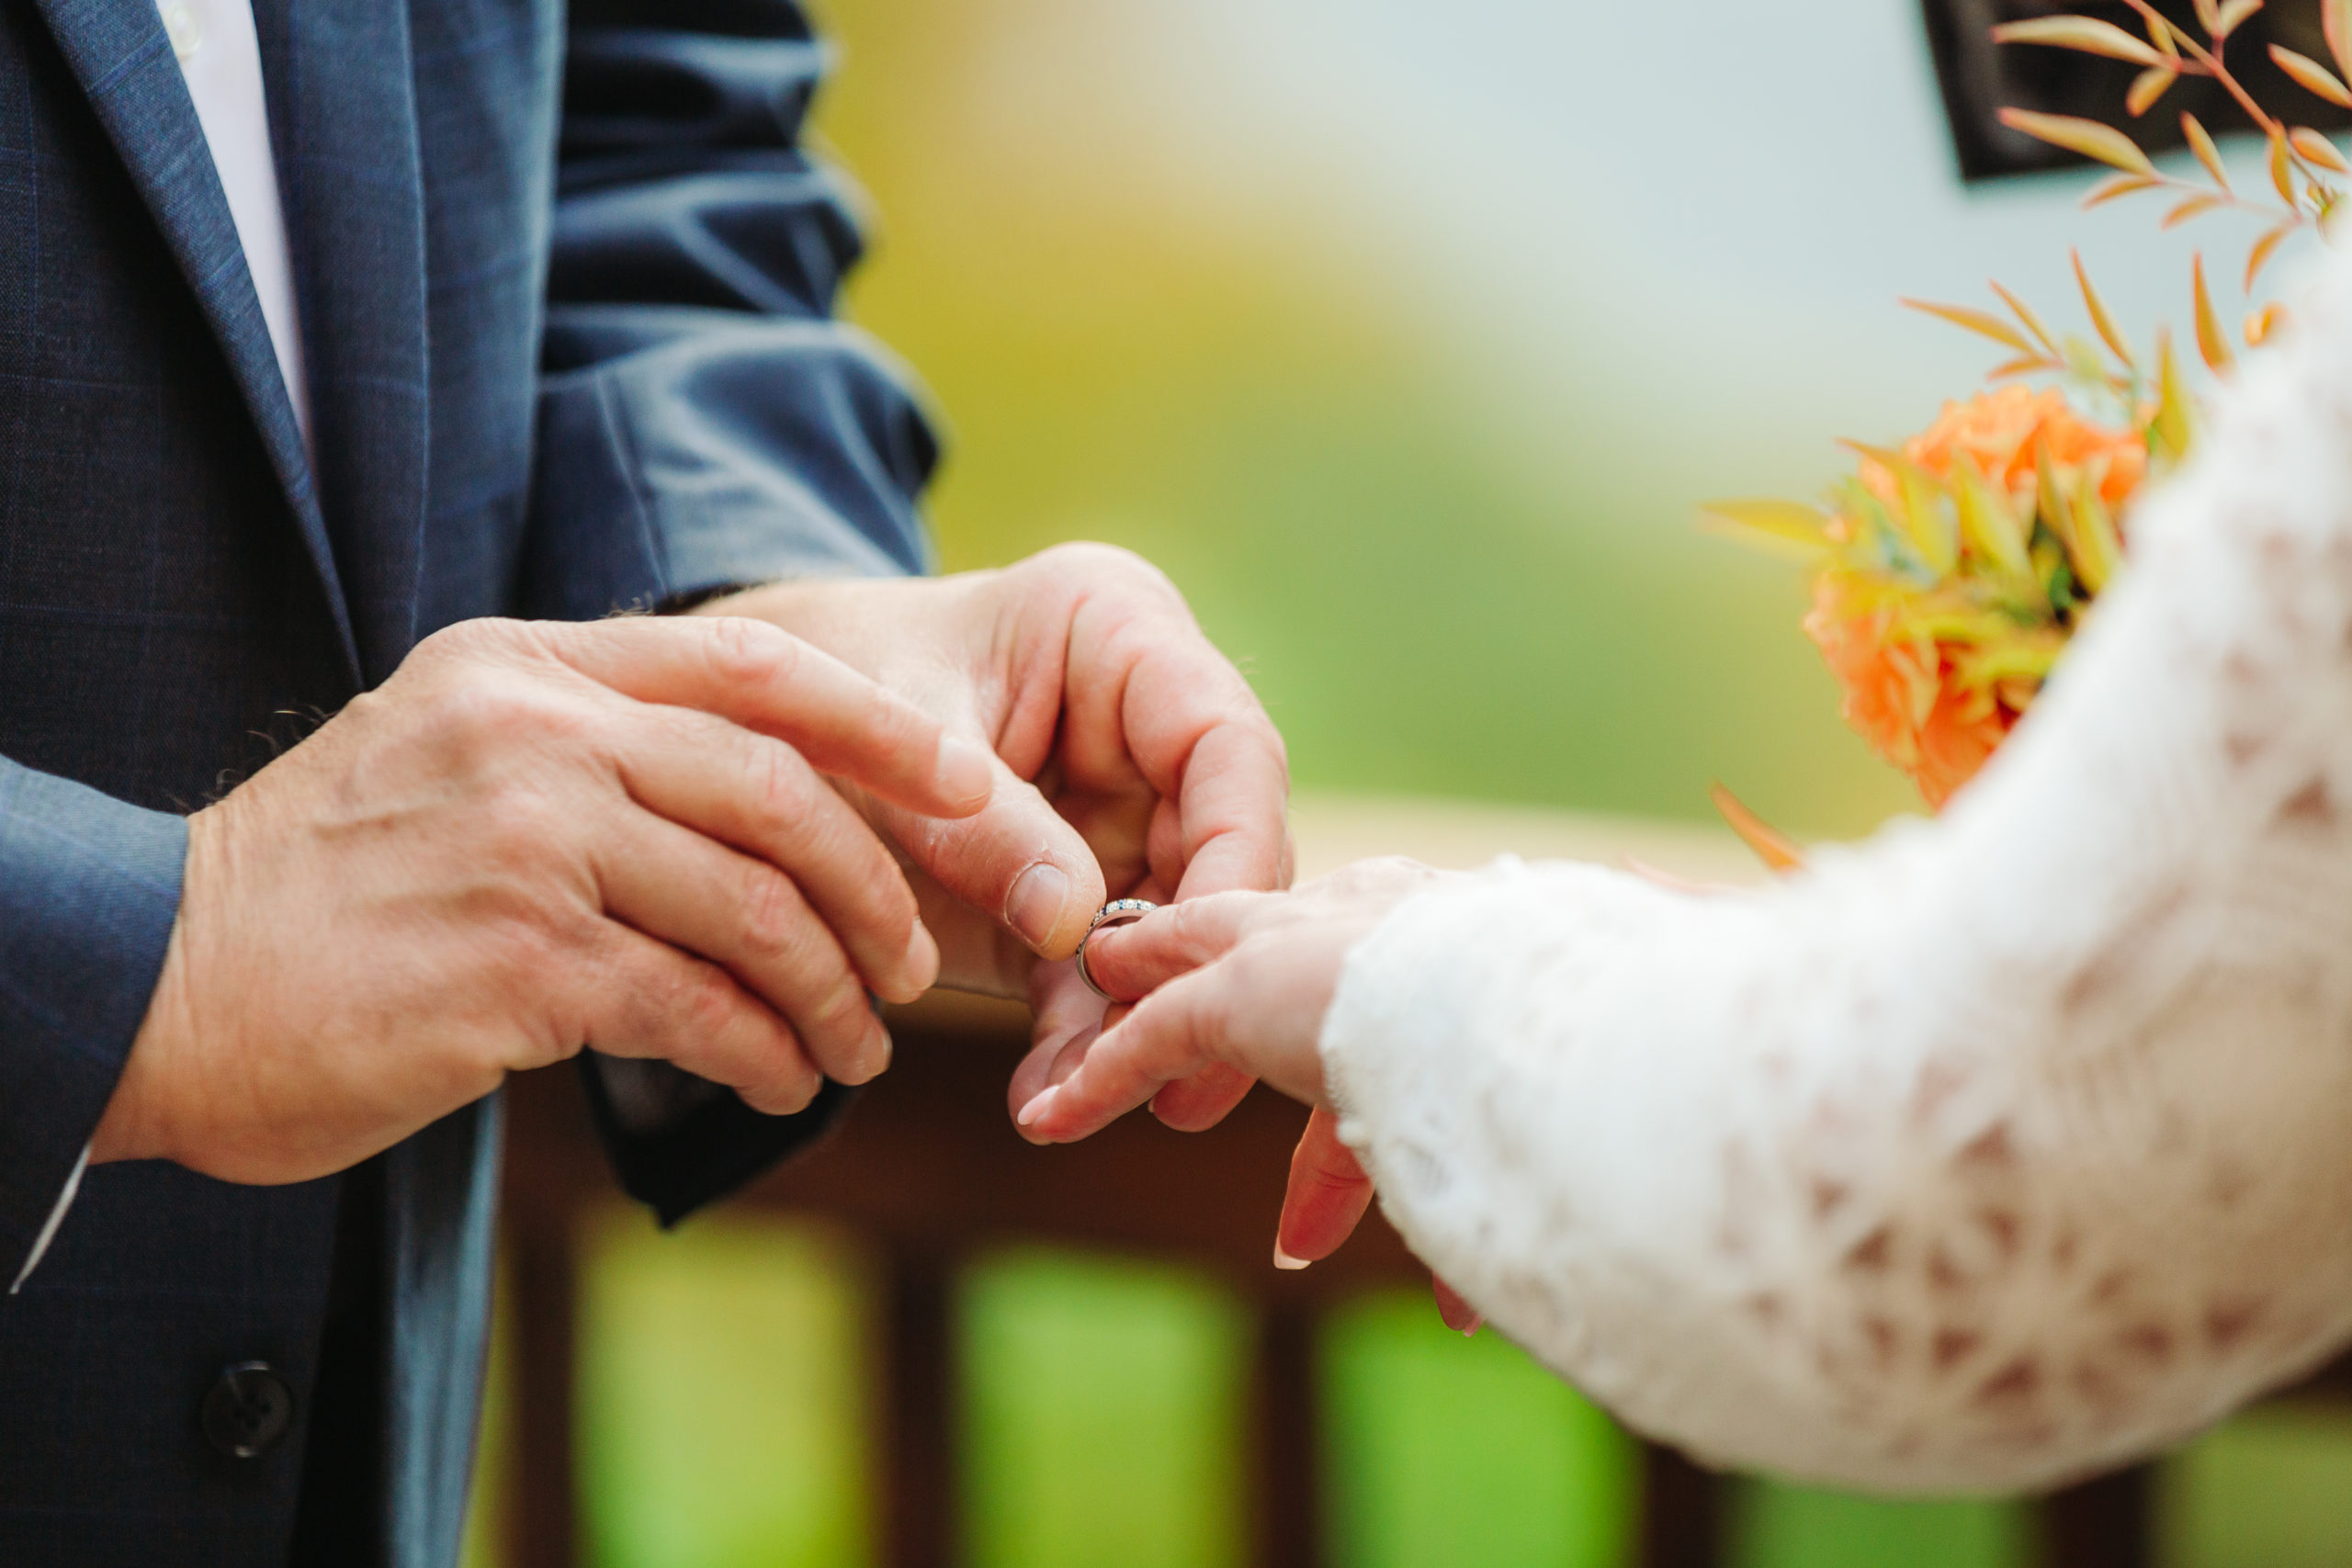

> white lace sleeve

[{"left": 1320, "top": 246, "right": 2352, "bottom": 1495}]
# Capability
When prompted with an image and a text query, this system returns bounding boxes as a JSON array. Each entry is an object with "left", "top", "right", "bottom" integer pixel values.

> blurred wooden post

[
  {"left": 1640, "top": 1444, "right": 1725, "bottom": 1568},
  {"left": 1252, "top": 1299, "right": 1323, "bottom": 1568},
  {"left": 878, "top": 1244, "right": 957, "bottom": 1568},
  {"left": 2040, "top": 1465, "right": 2154, "bottom": 1568},
  {"left": 502, "top": 1102, "right": 583, "bottom": 1568}
]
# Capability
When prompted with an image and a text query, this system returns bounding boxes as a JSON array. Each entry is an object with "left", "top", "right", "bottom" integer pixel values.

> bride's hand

[
  {"left": 1014, "top": 858, "right": 1448, "bottom": 1132},
  {"left": 1013, "top": 856, "right": 1483, "bottom": 1329}
]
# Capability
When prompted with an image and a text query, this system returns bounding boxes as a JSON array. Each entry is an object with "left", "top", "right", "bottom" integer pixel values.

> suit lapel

[
  {"left": 30, "top": 0, "right": 359, "bottom": 682},
  {"left": 251, "top": 0, "right": 429, "bottom": 685}
]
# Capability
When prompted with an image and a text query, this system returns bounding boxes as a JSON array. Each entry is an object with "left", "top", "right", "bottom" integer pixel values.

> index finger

[
  {"left": 1079, "top": 890, "right": 1267, "bottom": 1001},
  {"left": 530, "top": 615, "right": 995, "bottom": 820},
  {"left": 1014, "top": 966, "right": 1234, "bottom": 1142}
]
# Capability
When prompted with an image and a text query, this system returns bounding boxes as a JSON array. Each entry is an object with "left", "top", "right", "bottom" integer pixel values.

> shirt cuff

[{"left": 9, "top": 1142, "right": 90, "bottom": 1294}]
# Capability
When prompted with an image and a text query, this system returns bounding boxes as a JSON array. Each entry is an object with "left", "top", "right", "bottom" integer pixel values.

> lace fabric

[{"left": 1320, "top": 246, "right": 2352, "bottom": 1492}]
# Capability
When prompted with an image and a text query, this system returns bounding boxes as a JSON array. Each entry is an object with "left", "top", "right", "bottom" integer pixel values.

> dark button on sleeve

[{"left": 201, "top": 1362, "right": 295, "bottom": 1459}]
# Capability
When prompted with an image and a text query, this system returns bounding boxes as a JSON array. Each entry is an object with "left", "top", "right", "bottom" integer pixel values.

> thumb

[{"left": 874, "top": 754, "right": 1106, "bottom": 960}]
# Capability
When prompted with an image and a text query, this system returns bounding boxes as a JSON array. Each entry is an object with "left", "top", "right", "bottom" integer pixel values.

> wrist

[
  {"left": 89, "top": 807, "right": 226, "bottom": 1167},
  {"left": 90, "top": 919, "right": 194, "bottom": 1166}
]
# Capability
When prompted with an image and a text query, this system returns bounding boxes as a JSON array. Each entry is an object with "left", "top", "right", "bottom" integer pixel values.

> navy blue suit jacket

[{"left": 0, "top": 0, "right": 935, "bottom": 1562}]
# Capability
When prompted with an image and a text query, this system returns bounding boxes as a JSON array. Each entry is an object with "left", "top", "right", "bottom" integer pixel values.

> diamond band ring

[{"left": 1076, "top": 899, "right": 1159, "bottom": 1001}]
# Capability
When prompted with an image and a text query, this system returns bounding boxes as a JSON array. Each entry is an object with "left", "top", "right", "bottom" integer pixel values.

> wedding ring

[{"left": 1076, "top": 899, "right": 1159, "bottom": 1001}]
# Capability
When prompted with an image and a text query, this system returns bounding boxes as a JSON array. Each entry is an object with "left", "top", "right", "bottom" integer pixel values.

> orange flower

[
  {"left": 1715, "top": 382, "right": 2153, "bottom": 817},
  {"left": 1803, "top": 574, "right": 2014, "bottom": 809},
  {"left": 1865, "top": 384, "right": 2144, "bottom": 510}
]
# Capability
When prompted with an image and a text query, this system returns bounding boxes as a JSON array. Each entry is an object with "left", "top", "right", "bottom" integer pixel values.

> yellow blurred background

[{"left": 812, "top": 0, "right": 2298, "bottom": 838}]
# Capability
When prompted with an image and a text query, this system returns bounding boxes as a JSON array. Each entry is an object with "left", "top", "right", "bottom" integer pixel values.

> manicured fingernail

[
  {"left": 1006, "top": 863, "right": 1070, "bottom": 952},
  {"left": 1273, "top": 1246, "right": 1311, "bottom": 1271},
  {"left": 1462, "top": 1317, "right": 1485, "bottom": 1337},
  {"left": 935, "top": 735, "right": 995, "bottom": 812},
  {"left": 1016, "top": 1087, "right": 1057, "bottom": 1129}
]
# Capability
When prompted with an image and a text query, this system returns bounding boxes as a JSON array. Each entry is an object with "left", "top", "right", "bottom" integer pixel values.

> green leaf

[
  {"left": 1834, "top": 479, "right": 1935, "bottom": 584},
  {"left": 2067, "top": 470, "right": 2125, "bottom": 593},
  {"left": 1844, "top": 442, "right": 1959, "bottom": 578},
  {"left": 1697, "top": 501, "right": 1832, "bottom": 561},
  {"left": 1952, "top": 452, "right": 2036, "bottom": 581},
  {"left": 2061, "top": 333, "right": 2112, "bottom": 385},
  {"left": 2154, "top": 329, "right": 2194, "bottom": 461}
]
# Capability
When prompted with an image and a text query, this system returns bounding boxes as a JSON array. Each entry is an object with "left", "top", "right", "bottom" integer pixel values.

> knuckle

[
  {"left": 413, "top": 615, "right": 512, "bottom": 667},
  {"left": 424, "top": 677, "right": 586, "bottom": 762},
  {"left": 704, "top": 614, "right": 797, "bottom": 692},
  {"left": 865, "top": 688, "right": 931, "bottom": 760},
  {"left": 1035, "top": 539, "right": 1169, "bottom": 592},
  {"left": 675, "top": 956, "right": 748, "bottom": 1037},
  {"left": 801, "top": 978, "right": 873, "bottom": 1043},
  {"left": 745, "top": 738, "right": 817, "bottom": 826},
  {"left": 738, "top": 866, "right": 814, "bottom": 965}
]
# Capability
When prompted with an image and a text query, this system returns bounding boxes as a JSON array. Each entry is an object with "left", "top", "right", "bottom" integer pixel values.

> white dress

[{"left": 1319, "top": 243, "right": 2352, "bottom": 1494}]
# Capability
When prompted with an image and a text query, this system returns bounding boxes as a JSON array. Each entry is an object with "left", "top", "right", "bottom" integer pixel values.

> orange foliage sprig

[
  {"left": 1984, "top": 0, "right": 2352, "bottom": 363},
  {"left": 1708, "top": 0, "right": 2346, "bottom": 839}
]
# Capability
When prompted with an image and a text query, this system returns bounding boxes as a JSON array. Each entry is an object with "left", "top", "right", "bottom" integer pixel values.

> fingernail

[
  {"left": 1015, "top": 1087, "right": 1057, "bottom": 1129},
  {"left": 1006, "top": 863, "right": 1070, "bottom": 952},
  {"left": 935, "top": 735, "right": 995, "bottom": 812},
  {"left": 1462, "top": 1317, "right": 1485, "bottom": 1337},
  {"left": 900, "top": 919, "right": 941, "bottom": 998},
  {"left": 1273, "top": 1246, "right": 1311, "bottom": 1271}
]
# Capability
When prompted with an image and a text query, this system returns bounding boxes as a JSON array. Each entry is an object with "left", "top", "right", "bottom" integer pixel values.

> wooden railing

[{"left": 489, "top": 795, "right": 2352, "bottom": 1568}]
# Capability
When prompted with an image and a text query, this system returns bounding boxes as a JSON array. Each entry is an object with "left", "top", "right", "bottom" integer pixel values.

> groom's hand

[
  {"left": 698, "top": 544, "right": 1293, "bottom": 1115},
  {"left": 93, "top": 615, "right": 993, "bottom": 1186}
]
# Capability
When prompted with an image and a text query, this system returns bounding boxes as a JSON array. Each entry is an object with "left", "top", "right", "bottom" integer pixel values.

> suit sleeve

[
  {"left": 0, "top": 759, "right": 187, "bottom": 1280},
  {"left": 519, "top": 0, "right": 937, "bottom": 621},
  {"left": 521, "top": 0, "right": 940, "bottom": 1223}
]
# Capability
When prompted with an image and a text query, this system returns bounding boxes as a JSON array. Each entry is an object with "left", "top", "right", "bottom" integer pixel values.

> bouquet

[{"left": 1704, "top": 0, "right": 2351, "bottom": 861}]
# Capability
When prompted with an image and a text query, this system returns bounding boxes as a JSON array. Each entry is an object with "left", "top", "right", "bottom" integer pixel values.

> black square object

[{"left": 1921, "top": 0, "right": 2352, "bottom": 181}]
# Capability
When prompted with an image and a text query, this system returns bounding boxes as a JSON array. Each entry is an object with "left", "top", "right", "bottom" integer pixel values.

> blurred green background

[{"left": 469, "top": 0, "right": 2352, "bottom": 1563}]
